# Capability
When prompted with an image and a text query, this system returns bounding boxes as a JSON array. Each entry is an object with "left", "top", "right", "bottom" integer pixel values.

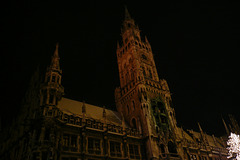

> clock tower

[{"left": 115, "top": 8, "right": 181, "bottom": 159}]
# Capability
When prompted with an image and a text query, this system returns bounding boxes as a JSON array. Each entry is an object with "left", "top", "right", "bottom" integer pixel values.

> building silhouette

[{"left": 0, "top": 8, "right": 238, "bottom": 160}]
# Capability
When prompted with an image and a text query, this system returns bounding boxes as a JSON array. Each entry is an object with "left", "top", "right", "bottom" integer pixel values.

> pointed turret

[
  {"left": 198, "top": 122, "right": 203, "bottom": 132},
  {"left": 198, "top": 123, "right": 208, "bottom": 145},
  {"left": 222, "top": 117, "right": 230, "bottom": 135},
  {"left": 122, "top": 7, "right": 137, "bottom": 36},
  {"left": 102, "top": 106, "right": 106, "bottom": 119},
  {"left": 82, "top": 101, "right": 86, "bottom": 114},
  {"left": 125, "top": 6, "right": 131, "bottom": 20},
  {"left": 50, "top": 43, "right": 60, "bottom": 70},
  {"left": 40, "top": 43, "right": 64, "bottom": 114},
  {"left": 145, "top": 36, "right": 149, "bottom": 43},
  {"left": 82, "top": 101, "right": 86, "bottom": 122},
  {"left": 181, "top": 127, "right": 185, "bottom": 139}
]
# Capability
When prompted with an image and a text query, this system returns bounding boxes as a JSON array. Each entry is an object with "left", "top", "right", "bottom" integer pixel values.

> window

[
  {"left": 63, "top": 134, "right": 69, "bottom": 147},
  {"left": 44, "top": 128, "right": 50, "bottom": 140},
  {"left": 142, "top": 66, "right": 146, "bottom": 77},
  {"left": 168, "top": 141, "right": 177, "bottom": 154},
  {"left": 49, "top": 94, "right": 54, "bottom": 104},
  {"left": 149, "top": 69, "right": 152, "bottom": 78},
  {"left": 160, "top": 144, "right": 165, "bottom": 157},
  {"left": 132, "top": 101, "right": 135, "bottom": 110},
  {"left": 129, "top": 144, "right": 140, "bottom": 159},
  {"left": 131, "top": 71, "right": 134, "bottom": 81},
  {"left": 47, "top": 76, "right": 50, "bottom": 82},
  {"left": 132, "top": 118, "right": 137, "bottom": 129},
  {"left": 110, "top": 141, "right": 121, "bottom": 157},
  {"left": 52, "top": 75, "right": 56, "bottom": 82},
  {"left": 62, "top": 134, "right": 78, "bottom": 152},
  {"left": 126, "top": 105, "right": 129, "bottom": 114},
  {"left": 88, "top": 138, "right": 101, "bottom": 155},
  {"left": 71, "top": 135, "right": 77, "bottom": 148},
  {"left": 160, "top": 115, "right": 167, "bottom": 123}
]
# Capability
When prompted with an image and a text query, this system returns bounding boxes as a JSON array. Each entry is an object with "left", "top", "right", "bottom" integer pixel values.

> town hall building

[{"left": 1, "top": 8, "right": 239, "bottom": 160}]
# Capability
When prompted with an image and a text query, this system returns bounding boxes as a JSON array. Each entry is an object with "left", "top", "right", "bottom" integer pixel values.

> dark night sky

[{"left": 1, "top": 1, "right": 240, "bottom": 136}]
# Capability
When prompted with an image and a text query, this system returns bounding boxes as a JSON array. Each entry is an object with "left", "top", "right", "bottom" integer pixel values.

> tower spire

[
  {"left": 222, "top": 116, "right": 230, "bottom": 135},
  {"left": 50, "top": 43, "right": 60, "bottom": 70},
  {"left": 40, "top": 43, "right": 64, "bottom": 112},
  {"left": 124, "top": 6, "right": 131, "bottom": 20},
  {"left": 198, "top": 122, "right": 203, "bottom": 132}
]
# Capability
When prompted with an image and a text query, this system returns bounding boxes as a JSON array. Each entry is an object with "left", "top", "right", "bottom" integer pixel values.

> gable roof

[{"left": 57, "top": 97, "right": 128, "bottom": 127}]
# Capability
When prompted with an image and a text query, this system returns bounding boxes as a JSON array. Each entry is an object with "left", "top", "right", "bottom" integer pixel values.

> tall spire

[
  {"left": 50, "top": 43, "right": 60, "bottom": 70},
  {"left": 222, "top": 117, "right": 230, "bottom": 135},
  {"left": 82, "top": 101, "right": 86, "bottom": 122},
  {"left": 198, "top": 122, "right": 203, "bottom": 132},
  {"left": 125, "top": 6, "right": 131, "bottom": 20},
  {"left": 102, "top": 106, "right": 106, "bottom": 119},
  {"left": 82, "top": 101, "right": 86, "bottom": 114}
]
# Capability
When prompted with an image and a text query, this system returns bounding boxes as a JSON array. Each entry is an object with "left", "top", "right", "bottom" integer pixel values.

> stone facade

[{"left": 0, "top": 8, "right": 238, "bottom": 160}]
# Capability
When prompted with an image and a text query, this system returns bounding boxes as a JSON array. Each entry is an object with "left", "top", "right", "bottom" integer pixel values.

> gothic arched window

[
  {"left": 168, "top": 141, "right": 177, "bottom": 154},
  {"left": 142, "top": 66, "right": 146, "bottom": 77},
  {"left": 132, "top": 101, "right": 135, "bottom": 110},
  {"left": 126, "top": 105, "right": 129, "bottom": 114},
  {"left": 149, "top": 69, "right": 152, "bottom": 78},
  {"left": 160, "top": 144, "right": 165, "bottom": 156},
  {"left": 132, "top": 118, "right": 137, "bottom": 129}
]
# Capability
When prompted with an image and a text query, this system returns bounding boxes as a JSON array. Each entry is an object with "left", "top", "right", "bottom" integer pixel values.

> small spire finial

[
  {"left": 103, "top": 106, "right": 106, "bottom": 118},
  {"left": 50, "top": 43, "right": 60, "bottom": 70},
  {"left": 54, "top": 43, "right": 59, "bottom": 57},
  {"left": 145, "top": 36, "right": 149, "bottom": 43},
  {"left": 198, "top": 122, "right": 203, "bottom": 132},
  {"left": 82, "top": 101, "right": 86, "bottom": 114},
  {"left": 222, "top": 116, "right": 230, "bottom": 135},
  {"left": 121, "top": 112, "right": 125, "bottom": 128},
  {"left": 124, "top": 6, "right": 131, "bottom": 20}
]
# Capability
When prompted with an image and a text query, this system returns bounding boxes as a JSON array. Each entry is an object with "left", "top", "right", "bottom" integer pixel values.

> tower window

[
  {"left": 160, "top": 144, "right": 165, "bottom": 157},
  {"left": 132, "top": 101, "right": 135, "bottom": 110},
  {"left": 49, "top": 94, "right": 54, "bottom": 104},
  {"left": 168, "top": 141, "right": 177, "bottom": 154},
  {"left": 132, "top": 118, "right": 137, "bottom": 129},
  {"left": 149, "top": 69, "right": 152, "bottom": 78},
  {"left": 52, "top": 75, "right": 56, "bottom": 82},
  {"left": 44, "top": 128, "right": 50, "bottom": 140},
  {"left": 47, "top": 76, "right": 50, "bottom": 82},
  {"left": 131, "top": 71, "right": 134, "bottom": 81},
  {"left": 142, "top": 67, "right": 146, "bottom": 77},
  {"left": 160, "top": 115, "right": 167, "bottom": 123},
  {"left": 126, "top": 105, "right": 129, "bottom": 114}
]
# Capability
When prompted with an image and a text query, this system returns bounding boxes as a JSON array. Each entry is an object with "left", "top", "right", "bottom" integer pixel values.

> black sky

[{"left": 1, "top": 1, "right": 240, "bottom": 136}]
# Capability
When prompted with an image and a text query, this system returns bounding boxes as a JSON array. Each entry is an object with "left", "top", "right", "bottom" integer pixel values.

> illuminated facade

[{"left": 1, "top": 8, "right": 238, "bottom": 160}]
